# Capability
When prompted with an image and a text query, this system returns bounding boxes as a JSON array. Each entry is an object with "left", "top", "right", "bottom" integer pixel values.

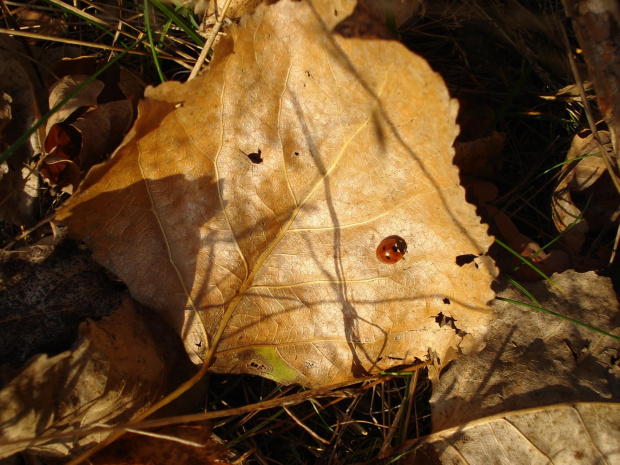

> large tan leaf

[
  {"left": 431, "top": 271, "right": 620, "bottom": 432},
  {"left": 56, "top": 0, "right": 497, "bottom": 387},
  {"left": 407, "top": 403, "right": 620, "bottom": 465}
]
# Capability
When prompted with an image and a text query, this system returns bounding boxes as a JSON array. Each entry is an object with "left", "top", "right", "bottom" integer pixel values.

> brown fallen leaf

[
  {"left": 379, "top": 270, "right": 620, "bottom": 462},
  {"left": 551, "top": 125, "right": 619, "bottom": 254},
  {"left": 0, "top": 239, "right": 126, "bottom": 369},
  {"left": 0, "top": 299, "right": 167, "bottom": 459},
  {"left": 41, "top": 58, "right": 142, "bottom": 193},
  {"left": 469, "top": 179, "right": 570, "bottom": 279},
  {"left": 430, "top": 270, "right": 620, "bottom": 432},
  {"left": 56, "top": 0, "right": 497, "bottom": 388},
  {"left": 193, "top": 0, "right": 263, "bottom": 22},
  {"left": 15, "top": 7, "right": 67, "bottom": 39},
  {"left": 453, "top": 98, "right": 505, "bottom": 177},
  {"left": 403, "top": 402, "right": 620, "bottom": 465},
  {"left": 563, "top": 0, "right": 620, "bottom": 158},
  {"left": 0, "top": 91, "right": 11, "bottom": 138},
  {"left": 47, "top": 56, "right": 145, "bottom": 111},
  {"left": 453, "top": 132, "right": 505, "bottom": 177}
]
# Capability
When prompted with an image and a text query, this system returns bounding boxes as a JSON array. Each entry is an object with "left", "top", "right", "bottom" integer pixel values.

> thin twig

[
  {"left": 0, "top": 380, "right": 365, "bottom": 450},
  {"left": 188, "top": 0, "right": 233, "bottom": 80}
]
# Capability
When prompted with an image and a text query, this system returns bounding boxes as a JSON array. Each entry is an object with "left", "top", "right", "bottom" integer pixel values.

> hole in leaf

[
  {"left": 434, "top": 312, "right": 467, "bottom": 337},
  {"left": 240, "top": 148, "right": 263, "bottom": 164},
  {"left": 456, "top": 254, "right": 477, "bottom": 266}
]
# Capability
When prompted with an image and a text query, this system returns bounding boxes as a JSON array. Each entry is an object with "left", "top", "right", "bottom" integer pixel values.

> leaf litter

[{"left": 1, "top": 0, "right": 617, "bottom": 463}]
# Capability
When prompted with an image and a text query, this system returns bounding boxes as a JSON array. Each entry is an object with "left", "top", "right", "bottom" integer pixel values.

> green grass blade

[
  {"left": 520, "top": 195, "right": 591, "bottom": 265},
  {"left": 504, "top": 276, "right": 541, "bottom": 306},
  {"left": 150, "top": 0, "right": 205, "bottom": 46},
  {"left": 144, "top": 0, "right": 166, "bottom": 83},
  {"left": 540, "top": 152, "right": 601, "bottom": 177},
  {"left": 227, "top": 409, "right": 284, "bottom": 447},
  {"left": 494, "top": 238, "right": 560, "bottom": 289},
  {"left": 309, "top": 399, "right": 335, "bottom": 434}
]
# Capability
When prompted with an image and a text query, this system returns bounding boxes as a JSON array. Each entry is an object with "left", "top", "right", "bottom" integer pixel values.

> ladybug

[{"left": 376, "top": 235, "right": 407, "bottom": 264}]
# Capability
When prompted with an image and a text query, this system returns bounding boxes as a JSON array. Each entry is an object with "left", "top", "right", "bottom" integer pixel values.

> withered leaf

[
  {"left": 0, "top": 300, "right": 166, "bottom": 459},
  {"left": 431, "top": 270, "right": 620, "bottom": 431},
  {"left": 551, "top": 125, "right": 618, "bottom": 254},
  {"left": 409, "top": 403, "right": 620, "bottom": 465},
  {"left": 56, "top": 0, "right": 497, "bottom": 387}
]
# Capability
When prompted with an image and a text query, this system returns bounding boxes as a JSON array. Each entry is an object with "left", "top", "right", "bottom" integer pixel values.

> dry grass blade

[
  {"left": 188, "top": 0, "right": 233, "bottom": 79},
  {"left": 0, "top": 27, "right": 193, "bottom": 63}
]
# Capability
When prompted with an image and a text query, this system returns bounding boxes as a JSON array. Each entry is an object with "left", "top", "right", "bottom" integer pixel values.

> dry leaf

[
  {"left": 453, "top": 98, "right": 505, "bottom": 177},
  {"left": 41, "top": 59, "right": 141, "bottom": 192},
  {"left": 15, "top": 8, "right": 67, "bottom": 39},
  {"left": 430, "top": 270, "right": 620, "bottom": 432},
  {"left": 192, "top": 0, "right": 263, "bottom": 22},
  {"left": 0, "top": 299, "right": 166, "bottom": 459},
  {"left": 0, "top": 91, "right": 11, "bottom": 137},
  {"left": 56, "top": 0, "right": 497, "bottom": 388},
  {"left": 551, "top": 125, "right": 619, "bottom": 253},
  {"left": 406, "top": 403, "right": 620, "bottom": 465},
  {"left": 47, "top": 56, "right": 145, "bottom": 110},
  {"left": 454, "top": 132, "right": 505, "bottom": 176}
]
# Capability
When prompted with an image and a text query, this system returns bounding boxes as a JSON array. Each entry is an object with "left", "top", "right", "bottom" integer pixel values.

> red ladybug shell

[{"left": 376, "top": 236, "right": 407, "bottom": 264}]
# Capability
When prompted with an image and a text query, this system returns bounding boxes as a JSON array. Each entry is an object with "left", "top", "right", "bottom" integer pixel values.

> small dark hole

[
  {"left": 456, "top": 254, "right": 476, "bottom": 266},
  {"left": 247, "top": 149, "right": 263, "bottom": 164}
]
